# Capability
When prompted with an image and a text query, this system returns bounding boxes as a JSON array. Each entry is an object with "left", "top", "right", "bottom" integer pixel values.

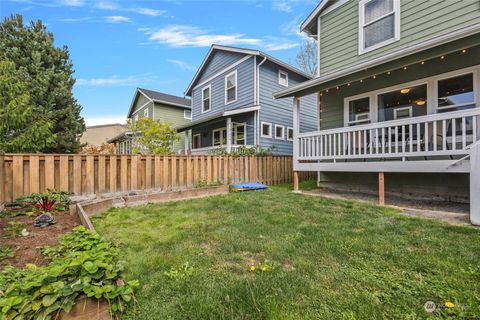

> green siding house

[
  {"left": 274, "top": 0, "right": 480, "bottom": 225},
  {"left": 110, "top": 88, "right": 191, "bottom": 154}
]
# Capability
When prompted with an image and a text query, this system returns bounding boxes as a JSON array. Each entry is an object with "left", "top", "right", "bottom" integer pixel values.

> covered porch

[
  {"left": 177, "top": 107, "right": 258, "bottom": 155},
  {"left": 283, "top": 40, "right": 480, "bottom": 224}
]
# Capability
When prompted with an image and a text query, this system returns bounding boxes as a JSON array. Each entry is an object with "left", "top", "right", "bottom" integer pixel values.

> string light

[
  {"left": 441, "top": 55, "right": 445, "bottom": 59},
  {"left": 462, "top": 49, "right": 467, "bottom": 53},
  {"left": 387, "top": 71, "right": 391, "bottom": 75},
  {"left": 373, "top": 75, "right": 376, "bottom": 79},
  {"left": 421, "top": 61, "right": 425, "bottom": 65},
  {"left": 403, "top": 66, "right": 407, "bottom": 70}
]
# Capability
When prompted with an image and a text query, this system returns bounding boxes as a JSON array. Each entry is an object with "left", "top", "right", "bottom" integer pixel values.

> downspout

[{"left": 256, "top": 55, "right": 267, "bottom": 146}]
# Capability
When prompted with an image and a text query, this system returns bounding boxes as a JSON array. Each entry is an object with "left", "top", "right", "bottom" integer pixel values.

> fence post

[{"left": 0, "top": 153, "right": 4, "bottom": 203}]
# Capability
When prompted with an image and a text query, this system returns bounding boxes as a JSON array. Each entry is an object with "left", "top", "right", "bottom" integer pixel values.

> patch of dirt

[
  {"left": 282, "top": 261, "right": 295, "bottom": 272},
  {"left": 0, "top": 212, "right": 81, "bottom": 268}
]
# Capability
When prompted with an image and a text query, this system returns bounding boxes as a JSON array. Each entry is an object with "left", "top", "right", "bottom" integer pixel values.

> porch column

[
  {"left": 470, "top": 143, "right": 480, "bottom": 225},
  {"left": 293, "top": 97, "right": 300, "bottom": 191},
  {"left": 184, "top": 130, "right": 190, "bottom": 155},
  {"left": 226, "top": 117, "right": 232, "bottom": 153}
]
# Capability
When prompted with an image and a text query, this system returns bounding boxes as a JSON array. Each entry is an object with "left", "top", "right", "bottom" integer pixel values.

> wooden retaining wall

[{"left": 0, "top": 154, "right": 314, "bottom": 202}]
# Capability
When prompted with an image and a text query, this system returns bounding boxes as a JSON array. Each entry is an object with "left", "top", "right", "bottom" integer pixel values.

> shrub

[{"left": 0, "top": 226, "right": 139, "bottom": 319}]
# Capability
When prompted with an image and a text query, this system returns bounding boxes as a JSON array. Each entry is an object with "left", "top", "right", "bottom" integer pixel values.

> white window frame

[
  {"left": 201, "top": 85, "right": 211, "bottom": 113},
  {"left": 143, "top": 108, "right": 149, "bottom": 118},
  {"left": 261, "top": 122, "right": 272, "bottom": 138},
  {"left": 184, "top": 109, "right": 192, "bottom": 120},
  {"left": 233, "top": 122, "right": 247, "bottom": 145},
  {"left": 434, "top": 70, "right": 478, "bottom": 112},
  {"left": 278, "top": 70, "right": 289, "bottom": 87},
  {"left": 393, "top": 106, "right": 412, "bottom": 120},
  {"left": 212, "top": 127, "right": 227, "bottom": 146},
  {"left": 344, "top": 94, "right": 373, "bottom": 127},
  {"left": 193, "top": 134, "right": 201, "bottom": 149},
  {"left": 358, "top": 0, "right": 401, "bottom": 55},
  {"left": 287, "top": 127, "right": 294, "bottom": 141},
  {"left": 275, "top": 124, "right": 285, "bottom": 140},
  {"left": 343, "top": 65, "right": 480, "bottom": 126},
  {"left": 225, "top": 70, "right": 237, "bottom": 105}
]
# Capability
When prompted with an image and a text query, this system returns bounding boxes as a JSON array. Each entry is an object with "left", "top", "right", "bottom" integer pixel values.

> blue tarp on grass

[{"left": 230, "top": 182, "right": 268, "bottom": 192}]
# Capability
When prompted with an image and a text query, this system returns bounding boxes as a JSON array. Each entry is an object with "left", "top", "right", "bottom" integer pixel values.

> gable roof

[
  {"left": 127, "top": 88, "right": 191, "bottom": 118},
  {"left": 184, "top": 44, "right": 313, "bottom": 97},
  {"left": 300, "top": 0, "right": 337, "bottom": 36}
]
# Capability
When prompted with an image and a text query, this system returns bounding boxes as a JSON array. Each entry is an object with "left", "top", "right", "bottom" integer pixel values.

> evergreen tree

[
  {"left": 0, "top": 14, "right": 85, "bottom": 153},
  {"left": 0, "top": 60, "right": 55, "bottom": 152}
]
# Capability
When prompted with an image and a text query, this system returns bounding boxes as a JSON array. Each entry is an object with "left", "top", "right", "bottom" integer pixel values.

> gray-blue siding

[
  {"left": 197, "top": 50, "right": 247, "bottom": 84},
  {"left": 258, "top": 60, "right": 318, "bottom": 155},
  {"left": 191, "top": 56, "right": 255, "bottom": 121},
  {"left": 191, "top": 113, "right": 255, "bottom": 148}
]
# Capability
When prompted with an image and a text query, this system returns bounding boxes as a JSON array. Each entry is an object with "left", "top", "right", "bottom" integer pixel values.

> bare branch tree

[{"left": 295, "top": 39, "right": 318, "bottom": 76}]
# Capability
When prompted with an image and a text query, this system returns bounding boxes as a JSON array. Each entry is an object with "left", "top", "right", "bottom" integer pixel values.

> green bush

[{"left": 0, "top": 226, "right": 139, "bottom": 319}]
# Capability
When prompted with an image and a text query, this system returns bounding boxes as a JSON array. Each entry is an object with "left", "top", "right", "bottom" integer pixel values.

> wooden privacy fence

[{"left": 0, "top": 154, "right": 314, "bottom": 202}]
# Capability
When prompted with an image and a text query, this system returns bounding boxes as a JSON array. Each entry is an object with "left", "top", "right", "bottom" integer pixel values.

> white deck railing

[{"left": 297, "top": 108, "right": 480, "bottom": 161}]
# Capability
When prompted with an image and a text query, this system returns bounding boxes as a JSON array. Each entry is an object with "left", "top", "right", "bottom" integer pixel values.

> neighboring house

[
  {"left": 80, "top": 123, "right": 126, "bottom": 146},
  {"left": 176, "top": 45, "right": 319, "bottom": 155},
  {"left": 109, "top": 88, "right": 192, "bottom": 154},
  {"left": 274, "top": 0, "right": 480, "bottom": 224}
]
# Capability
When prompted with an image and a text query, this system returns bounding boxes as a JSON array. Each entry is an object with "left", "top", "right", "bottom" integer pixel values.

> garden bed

[{"left": 0, "top": 211, "right": 80, "bottom": 268}]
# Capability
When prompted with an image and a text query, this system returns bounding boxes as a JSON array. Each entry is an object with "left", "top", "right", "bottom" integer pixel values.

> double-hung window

[
  {"left": 359, "top": 0, "right": 400, "bottom": 54},
  {"left": 143, "top": 108, "right": 149, "bottom": 118},
  {"left": 184, "top": 110, "right": 192, "bottom": 119},
  {"left": 225, "top": 70, "right": 237, "bottom": 104},
  {"left": 202, "top": 86, "right": 211, "bottom": 112},
  {"left": 278, "top": 70, "right": 288, "bottom": 87}
]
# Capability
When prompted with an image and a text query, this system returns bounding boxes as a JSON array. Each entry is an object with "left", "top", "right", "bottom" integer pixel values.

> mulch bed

[{"left": 0, "top": 212, "right": 81, "bottom": 268}]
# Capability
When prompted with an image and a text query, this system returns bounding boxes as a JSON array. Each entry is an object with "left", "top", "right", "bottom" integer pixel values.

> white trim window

[
  {"left": 184, "top": 110, "right": 192, "bottom": 119},
  {"left": 225, "top": 70, "right": 237, "bottom": 104},
  {"left": 233, "top": 123, "right": 246, "bottom": 145},
  {"left": 261, "top": 122, "right": 272, "bottom": 138},
  {"left": 275, "top": 124, "right": 285, "bottom": 140},
  {"left": 287, "top": 127, "right": 294, "bottom": 141},
  {"left": 143, "top": 108, "right": 149, "bottom": 118},
  {"left": 436, "top": 72, "right": 476, "bottom": 112},
  {"left": 134, "top": 114, "right": 139, "bottom": 123},
  {"left": 393, "top": 106, "right": 413, "bottom": 120},
  {"left": 202, "top": 85, "right": 211, "bottom": 113},
  {"left": 359, "top": 0, "right": 400, "bottom": 54},
  {"left": 278, "top": 70, "right": 288, "bottom": 87},
  {"left": 212, "top": 128, "right": 227, "bottom": 146},
  {"left": 345, "top": 96, "right": 371, "bottom": 126}
]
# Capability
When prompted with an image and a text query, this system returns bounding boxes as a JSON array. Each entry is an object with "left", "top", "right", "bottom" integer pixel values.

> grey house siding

[
  {"left": 258, "top": 60, "right": 318, "bottom": 155},
  {"left": 191, "top": 113, "right": 255, "bottom": 148},
  {"left": 197, "top": 50, "right": 247, "bottom": 83},
  {"left": 191, "top": 56, "right": 255, "bottom": 121}
]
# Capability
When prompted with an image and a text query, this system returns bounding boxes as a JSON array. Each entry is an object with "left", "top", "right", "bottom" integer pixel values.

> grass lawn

[{"left": 92, "top": 182, "right": 480, "bottom": 319}]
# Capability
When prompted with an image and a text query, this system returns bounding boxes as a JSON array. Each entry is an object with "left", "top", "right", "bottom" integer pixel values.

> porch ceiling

[{"left": 274, "top": 33, "right": 480, "bottom": 99}]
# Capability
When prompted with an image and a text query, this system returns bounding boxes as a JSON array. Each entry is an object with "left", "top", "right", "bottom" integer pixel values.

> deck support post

[
  {"left": 293, "top": 171, "right": 299, "bottom": 191},
  {"left": 226, "top": 117, "right": 232, "bottom": 153},
  {"left": 378, "top": 172, "right": 385, "bottom": 206},
  {"left": 470, "top": 144, "right": 480, "bottom": 225}
]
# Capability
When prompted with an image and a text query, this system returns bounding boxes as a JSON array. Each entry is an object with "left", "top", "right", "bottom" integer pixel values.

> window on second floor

[
  {"left": 202, "top": 86, "right": 211, "bottom": 112},
  {"left": 134, "top": 114, "right": 139, "bottom": 123},
  {"left": 278, "top": 70, "right": 288, "bottom": 87},
  {"left": 225, "top": 70, "right": 237, "bottom": 104},
  {"left": 359, "top": 0, "right": 400, "bottom": 54},
  {"left": 184, "top": 110, "right": 192, "bottom": 119},
  {"left": 143, "top": 108, "right": 149, "bottom": 118}
]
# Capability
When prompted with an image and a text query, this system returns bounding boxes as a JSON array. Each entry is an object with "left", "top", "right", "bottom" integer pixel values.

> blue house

[{"left": 177, "top": 45, "right": 318, "bottom": 155}]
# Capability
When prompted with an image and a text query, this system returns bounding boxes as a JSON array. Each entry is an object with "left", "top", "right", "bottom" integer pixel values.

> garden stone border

[{"left": 73, "top": 185, "right": 230, "bottom": 231}]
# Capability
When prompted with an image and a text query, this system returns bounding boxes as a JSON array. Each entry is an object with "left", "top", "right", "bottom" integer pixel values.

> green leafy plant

[
  {"left": 164, "top": 262, "right": 194, "bottom": 281},
  {"left": 0, "top": 226, "right": 139, "bottom": 319},
  {"left": 3, "top": 221, "right": 28, "bottom": 238},
  {"left": 210, "top": 145, "right": 276, "bottom": 156},
  {"left": 16, "top": 189, "right": 71, "bottom": 213},
  {"left": 0, "top": 246, "right": 13, "bottom": 262}
]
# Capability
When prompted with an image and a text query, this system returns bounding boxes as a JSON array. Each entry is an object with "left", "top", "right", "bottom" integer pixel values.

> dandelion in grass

[
  {"left": 249, "top": 265, "right": 256, "bottom": 271},
  {"left": 445, "top": 302, "right": 455, "bottom": 308}
]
